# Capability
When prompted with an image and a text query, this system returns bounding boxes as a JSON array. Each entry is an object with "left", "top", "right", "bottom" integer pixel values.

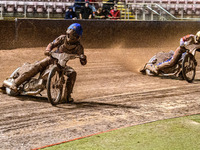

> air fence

[
  {"left": 1, "top": 1, "right": 200, "bottom": 21},
  {"left": 1, "top": 19, "right": 200, "bottom": 50}
]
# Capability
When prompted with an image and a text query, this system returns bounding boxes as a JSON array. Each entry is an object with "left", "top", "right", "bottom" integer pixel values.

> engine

[{"left": 23, "top": 78, "right": 45, "bottom": 92}]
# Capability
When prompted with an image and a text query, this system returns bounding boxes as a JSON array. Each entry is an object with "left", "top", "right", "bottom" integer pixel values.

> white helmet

[{"left": 196, "top": 31, "right": 200, "bottom": 42}]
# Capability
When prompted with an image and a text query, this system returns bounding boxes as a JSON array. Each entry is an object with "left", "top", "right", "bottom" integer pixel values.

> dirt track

[{"left": 0, "top": 47, "right": 200, "bottom": 150}]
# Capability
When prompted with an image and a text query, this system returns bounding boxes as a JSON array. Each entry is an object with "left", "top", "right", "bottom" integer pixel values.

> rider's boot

[
  {"left": 63, "top": 80, "right": 76, "bottom": 103},
  {"left": 63, "top": 88, "right": 74, "bottom": 103},
  {"left": 64, "top": 70, "right": 77, "bottom": 103},
  {"left": 146, "top": 64, "right": 158, "bottom": 75},
  {"left": 66, "top": 94, "right": 74, "bottom": 103},
  {"left": 64, "top": 79, "right": 75, "bottom": 103},
  {"left": 139, "top": 67, "right": 146, "bottom": 74}
]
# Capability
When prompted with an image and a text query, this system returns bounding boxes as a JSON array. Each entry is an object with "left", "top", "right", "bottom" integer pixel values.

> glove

[
  {"left": 80, "top": 54, "right": 87, "bottom": 65},
  {"left": 44, "top": 51, "right": 51, "bottom": 56},
  {"left": 180, "top": 40, "right": 185, "bottom": 48},
  {"left": 180, "top": 40, "right": 188, "bottom": 48},
  {"left": 80, "top": 54, "right": 86, "bottom": 60}
]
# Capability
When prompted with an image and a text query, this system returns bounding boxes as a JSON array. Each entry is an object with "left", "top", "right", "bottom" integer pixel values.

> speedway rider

[
  {"left": 9, "top": 23, "right": 87, "bottom": 103},
  {"left": 147, "top": 31, "right": 200, "bottom": 74}
]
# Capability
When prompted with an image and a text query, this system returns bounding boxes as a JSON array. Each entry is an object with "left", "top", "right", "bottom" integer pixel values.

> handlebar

[
  {"left": 49, "top": 52, "right": 80, "bottom": 67},
  {"left": 50, "top": 52, "right": 80, "bottom": 60}
]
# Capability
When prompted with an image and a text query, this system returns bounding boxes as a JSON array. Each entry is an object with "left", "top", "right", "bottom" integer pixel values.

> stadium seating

[
  {"left": 195, "top": 0, "right": 200, "bottom": 4},
  {"left": 134, "top": 0, "right": 143, "bottom": 3},
  {"left": 169, "top": 0, "right": 176, "bottom": 15},
  {"left": 46, "top": 2, "right": 54, "bottom": 13},
  {"left": 144, "top": 0, "right": 152, "bottom": 3},
  {"left": 194, "top": 0, "right": 200, "bottom": 15},
  {"left": 194, "top": 4, "right": 200, "bottom": 15},
  {"left": 132, "top": 4, "right": 143, "bottom": 15},
  {"left": 55, "top": 2, "right": 64, "bottom": 13},
  {"left": 152, "top": 0, "right": 161, "bottom": 4},
  {"left": 177, "top": 0, "right": 185, "bottom": 15},
  {"left": 36, "top": 2, "right": 45, "bottom": 13},
  {"left": 26, "top": 2, "right": 35, "bottom": 13},
  {"left": 186, "top": 4, "right": 193, "bottom": 15},
  {"left": 5, "top": 1, "right": 15, "bottom": 13},
  {"left": 179, "top": 0, "right": 185, "bottom": 4},
  {"left": 160, "top": 0, "right": 168, "bottom": 10},
  {"left": 161, "top": 0, "right": 168, "bottom": 4},
  {"left": 0, "top": 0, "right": 200, "bottom": 19},
  {"left": 187, "top": 0, "right": 193, "bottom": 4},
  {"left": 16, "top": 2, "right": 25, "bottom": 13}
]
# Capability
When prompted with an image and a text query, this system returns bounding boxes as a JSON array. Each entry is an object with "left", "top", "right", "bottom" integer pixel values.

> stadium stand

[
  {"left": 54, "top": 2, "right": 64, "bottom": 13},
  {"left": 36, "top": 1, "right": 45, "bottom": 13},
  {"left": 0, "top": 0, "right": 200, "bottom": 20},
  {"left": 46, "top": 2, "right": 54, "bottom": 13},
  {"left": 160, "top": 0, "right": 168, "bottom": 10},
  {"left": 26, "top": 2, "right": 34, "bottom": 13},
  {"left": 195, "top": 0, "right": 200, "bottom": 15},
  {"left": 16, "top": 1, "right": 24, "bottom": 13},
  {"left": 5, "top": 1, "right": 15, "bottom": 13}
]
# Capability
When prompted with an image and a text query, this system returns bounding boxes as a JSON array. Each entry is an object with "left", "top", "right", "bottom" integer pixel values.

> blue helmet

[{"left": 67, "top": 23, "right": 83, "bottom": 36}]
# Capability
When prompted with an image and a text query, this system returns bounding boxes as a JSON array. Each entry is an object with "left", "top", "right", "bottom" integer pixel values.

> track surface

[{"left": 0, "top": 47, "right": 200, "bottom": 150}]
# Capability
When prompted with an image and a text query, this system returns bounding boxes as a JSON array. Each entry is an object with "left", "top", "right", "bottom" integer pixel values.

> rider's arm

[
  {"left": 115, "top": 11, "right": 120, "bottom": 19},
  {"left": 108, "top": 10, "right": 113, "bottom": 18},
  {"left": 44, "top": 35, "right": 65, "bottom": 55},
  {"left": 76, "top": 44, "right": 87, "bottom": 65},
  {"left": 45, "top": 43, "right": 53, "bottom": 55},
  {"left": 180, "top": 34, "right": 194, "bottom": 47}
]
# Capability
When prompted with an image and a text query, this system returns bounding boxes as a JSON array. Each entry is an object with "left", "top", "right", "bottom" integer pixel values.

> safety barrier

[
  {"left": 1, "top": 1, "right": 200, "bottom": 20},
  {"left": 1, "top": 19, "right": 200, "bottom": 50}
]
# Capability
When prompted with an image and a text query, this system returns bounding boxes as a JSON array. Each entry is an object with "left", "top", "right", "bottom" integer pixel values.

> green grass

[{"left": 43, "top": 114, "right": 200, "bottom": 150}]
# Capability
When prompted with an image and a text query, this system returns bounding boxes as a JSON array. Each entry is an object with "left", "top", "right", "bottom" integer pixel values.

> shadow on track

[
  {"left": 147, "top": 74, "right": 200, "bottom": 83},
  {"left": 11, "top": 94, "right": 140, "bottom": 110},
  {"left": 16, "top": 95, "right": 48, "bottom": 103},
  {"left": 57, "top": 101, "right": 140, "bottom": 110}
]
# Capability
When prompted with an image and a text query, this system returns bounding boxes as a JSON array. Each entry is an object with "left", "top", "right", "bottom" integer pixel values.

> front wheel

[
  {"left": 182, "top": 53, "right": 196, "bottom": 83},
  {"left": 47, "top": 66, "right": 63, "bottom": 106},
  {"left": 145, "top": 55, "right": 157, "bottom": 76}
]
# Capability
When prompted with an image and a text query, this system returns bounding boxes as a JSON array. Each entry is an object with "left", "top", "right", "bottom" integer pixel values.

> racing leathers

[
  {"left": 154, "top": 34, "right": 198, "bottom": 73},
  {"left": 14, "top": 35, "right": 87, "bottom": 101}
]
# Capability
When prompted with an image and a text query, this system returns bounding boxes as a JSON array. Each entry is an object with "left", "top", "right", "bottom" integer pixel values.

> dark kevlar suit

[{"left": 14, "top": 34, "right": 87, "bottom": 101}]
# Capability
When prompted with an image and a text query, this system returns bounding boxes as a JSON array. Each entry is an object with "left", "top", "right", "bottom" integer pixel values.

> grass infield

[{"left": 42, "top": 114, "right": 200, "bottom": 150}]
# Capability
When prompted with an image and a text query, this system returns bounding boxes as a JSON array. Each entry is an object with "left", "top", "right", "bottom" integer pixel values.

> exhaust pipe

[
  {"left": 23, "top": 89, "right": 42, "bottom": 96},
  {"left": 3, "top": 80, "right": 14, "bottom": 88}
]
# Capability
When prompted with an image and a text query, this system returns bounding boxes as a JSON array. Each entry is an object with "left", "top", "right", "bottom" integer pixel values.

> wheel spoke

[
  {"left": 50, "top": 71, "right": 61, "bottom": 102},
  {"left": 47, "top": 66, "right": 63, "bottom": 105},
  {"left": 182, "top": 54, "right": 196, "bottom": 83}
]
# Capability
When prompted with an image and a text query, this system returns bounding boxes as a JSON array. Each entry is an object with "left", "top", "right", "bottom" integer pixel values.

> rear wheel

[
  {"left": 182, "top": 54, "right": 196, "bottom": 83},
  {"left": 47, "top": 66, "right": 63, "bottom": 106}
]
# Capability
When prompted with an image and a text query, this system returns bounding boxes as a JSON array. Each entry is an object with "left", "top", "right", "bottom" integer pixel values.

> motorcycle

[
  {"left": 2, "top": 52, "right": 79, "bottom": 106},
  {"left": 140, "top": 47, "right": 199, "bottom": 83}
]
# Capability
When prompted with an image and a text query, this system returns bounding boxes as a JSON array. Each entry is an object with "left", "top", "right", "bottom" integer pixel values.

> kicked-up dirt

[{"left": 0, "top": 47, "right": 200, "bottom": 150}]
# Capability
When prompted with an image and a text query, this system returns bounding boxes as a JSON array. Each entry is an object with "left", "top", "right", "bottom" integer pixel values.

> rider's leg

[
  {"left": 63, "top": 66, "right": 77, "bottom": 103},
  {"left": 13, "top": 57, "right": 53, "bottom": 88},
  {"left": 156, "top": 47, "right": 184, "bottom": 72}
]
